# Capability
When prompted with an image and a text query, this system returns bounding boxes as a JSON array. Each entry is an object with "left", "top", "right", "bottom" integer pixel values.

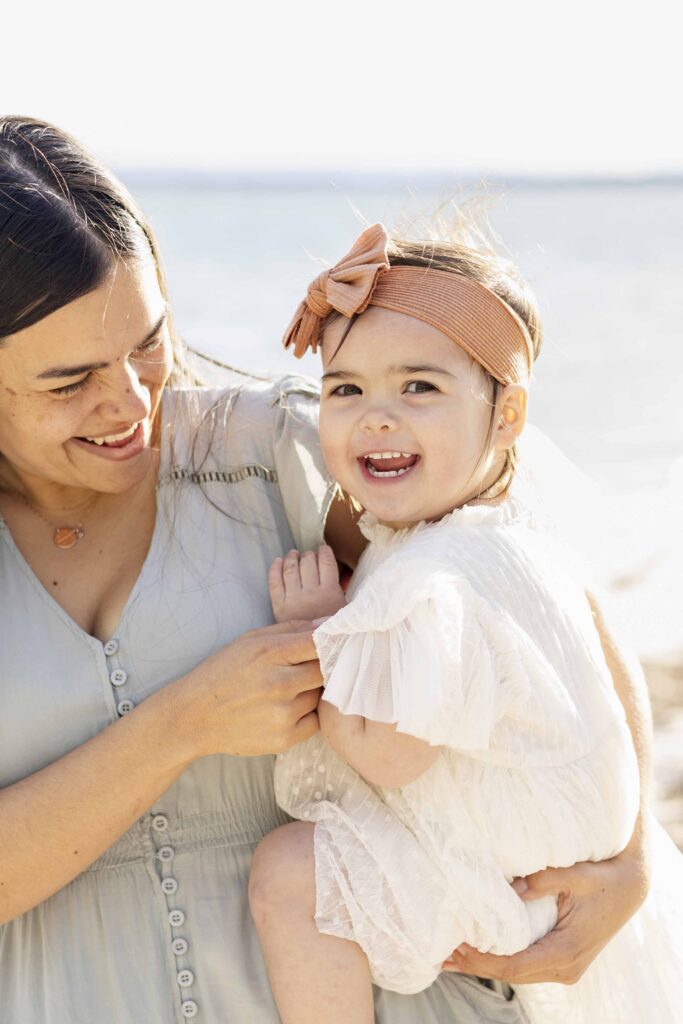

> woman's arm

[
  {"left": 0, "top": 622, "right": 321, "bottom": 925},
  {"left": 443, "top": 593, "right": 653, "bottom": 985}
]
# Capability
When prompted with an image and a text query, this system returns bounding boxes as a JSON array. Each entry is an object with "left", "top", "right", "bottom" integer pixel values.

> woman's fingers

[
  {"left": 291, "top": 709, "right": 321, "bottom": 744},
  {"left": 442, "top": 925, "right": 583, "bottom": 985},
  {"left": 518, "top": 864, "right": 581, "bottom": 900},
  {"left": 270, "top": 630, "right": 320, "bottom": 668}
]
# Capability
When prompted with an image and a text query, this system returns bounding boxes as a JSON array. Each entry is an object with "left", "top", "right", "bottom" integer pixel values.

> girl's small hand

[
  {"left": 442, "top": 838, "right": 649, "bottom": 985},
  {"left": 269, "top": 546, "right": 346, "bottom": 624}
]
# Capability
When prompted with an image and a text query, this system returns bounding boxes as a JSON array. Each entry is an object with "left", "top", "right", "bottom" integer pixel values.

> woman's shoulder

[
  {"left": 160, "top": 373, "right": 321, "bottom": 470},
  {"left": 163, "top": 372, "right": 319, "bottom": 431}
]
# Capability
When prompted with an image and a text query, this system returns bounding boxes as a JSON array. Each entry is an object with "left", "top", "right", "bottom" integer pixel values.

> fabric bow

[{"left": 283, "top": 223, "right": 390, "bottom": 358}]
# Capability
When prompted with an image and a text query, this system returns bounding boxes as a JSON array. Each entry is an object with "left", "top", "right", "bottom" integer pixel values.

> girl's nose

[{"left": 360, "top": 404, "right": 399, "bottom": 433}]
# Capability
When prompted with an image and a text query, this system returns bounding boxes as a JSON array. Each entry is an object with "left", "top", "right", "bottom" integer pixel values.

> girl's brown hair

[{"left": 385, "top": 233, "right": 543, "bottom": 498}]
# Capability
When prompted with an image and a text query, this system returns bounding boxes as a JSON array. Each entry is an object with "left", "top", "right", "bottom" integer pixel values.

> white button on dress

[
  {"left": 171, "top": 937, "right": 189, "bottom": 956},
  {"left": 103, "top": 639, "right": 119, "bottom": 656},
  {"left": 157, "top": 845, "right": 175, "bottom": 862},
  {"left": 161, "top": 878, "right": 178, "bottom": 895},
  {"left": 151, "top": 814, "right": 168, "bottom": 832},
  {"left": 110, "top": 669, "right": 128, "bottom": 687},
  {"left": 168, "top": 909, "right": 185, "bottom": 928},
  {"left": 178, "top": 969, "right": 194, "bottom": 987},
  {"left": 181, "top": 1000, "right": 198, "bottom": 1019},
  {"left": 116, "top": 699, "right": 134, "bottom": 716}
]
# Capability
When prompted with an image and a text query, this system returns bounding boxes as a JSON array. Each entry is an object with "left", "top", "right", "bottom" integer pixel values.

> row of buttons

[
  {"left": 153, "top": 813, "right": 199, "bottom": 1019},
  {"left": 103, "top": 638, "right": 135, "bottom": 718}
]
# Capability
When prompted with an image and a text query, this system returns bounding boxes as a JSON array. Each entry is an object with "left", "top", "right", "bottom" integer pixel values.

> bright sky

[{"left": 3, "top": 0, "right": 681, "bottom": 176}]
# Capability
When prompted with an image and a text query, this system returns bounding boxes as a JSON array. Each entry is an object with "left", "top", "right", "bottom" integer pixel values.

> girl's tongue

[{"left": 364, "top": 453, "right": 419, "bottom": 476}]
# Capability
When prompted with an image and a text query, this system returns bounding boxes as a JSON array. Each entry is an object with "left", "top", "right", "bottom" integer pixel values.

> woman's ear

[{"left": 494, "top": 384, "right": 528, "bottom": 450}]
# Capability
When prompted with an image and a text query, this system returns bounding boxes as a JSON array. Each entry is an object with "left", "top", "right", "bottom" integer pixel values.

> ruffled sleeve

[
  {"left": 271, "top": 375, "right": 337, "bottom": 552},
  {"left": 314, "top": 541, "right": 529, "bottom": 751}
]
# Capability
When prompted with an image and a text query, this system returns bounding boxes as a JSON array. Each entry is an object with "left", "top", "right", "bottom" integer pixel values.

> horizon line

[{"left": 116, "top": 167, "right": 683, "bottom": 191}]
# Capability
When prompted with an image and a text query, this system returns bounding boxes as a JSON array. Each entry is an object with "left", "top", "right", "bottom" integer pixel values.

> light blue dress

[{"left": 0, "top": 376, "right": 527, "bottom": 1023}]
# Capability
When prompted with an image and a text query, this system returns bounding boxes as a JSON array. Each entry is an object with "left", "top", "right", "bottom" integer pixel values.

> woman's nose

[{"left": 97, "top": 360, "right": 152, "bottom": 422}]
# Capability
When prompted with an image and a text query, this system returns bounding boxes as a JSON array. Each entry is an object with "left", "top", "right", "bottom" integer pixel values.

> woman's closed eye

[{"left": 49, "top": 334, "right": 164, "bottom": 397}]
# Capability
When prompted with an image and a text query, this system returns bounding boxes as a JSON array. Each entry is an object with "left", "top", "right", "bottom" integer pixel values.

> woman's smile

[{"left": 71, "top": 421, "right": 147, "bottom": 461}]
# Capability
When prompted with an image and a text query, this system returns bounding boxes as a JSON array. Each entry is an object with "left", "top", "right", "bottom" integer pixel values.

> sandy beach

[{"left": 648, "top": 659, "right": 683, "bottom": 849}]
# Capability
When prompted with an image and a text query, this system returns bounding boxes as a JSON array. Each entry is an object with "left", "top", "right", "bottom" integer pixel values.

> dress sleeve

[
  {"left": 314, "top": 545, "right": 529, "bottom": 751},
  {"left": 271, "top": 376, "right": 337, "bottom": 552}
]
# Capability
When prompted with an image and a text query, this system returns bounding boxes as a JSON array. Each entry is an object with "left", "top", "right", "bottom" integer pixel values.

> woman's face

[{"left": 0, "top": 256, "right": 172, "bottom": 497}]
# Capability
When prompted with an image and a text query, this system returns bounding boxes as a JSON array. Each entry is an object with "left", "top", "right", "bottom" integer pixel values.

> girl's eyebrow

[
  {"left": 322, "top": 364, "right": 457, "bottom": 382},
  {"left": 35, "top": 310, "right": 168, "bottom": 381},
  {"left": 394, "top": 364, "right": 457, "bottom": 378},
  {"left": 321, "top": 370, "right": 357, "bottom": 382}
]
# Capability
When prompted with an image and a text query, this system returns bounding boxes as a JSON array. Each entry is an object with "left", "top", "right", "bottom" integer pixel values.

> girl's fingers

[
  {"left": 317, "top": 544, "right": 341, "bottom": 588},
  {"left": 268, "top": 558, "right": 285, "bottom": 606},
  {"left": 299, "top": 549, "right": 320, "bottom": 589},
  {"left": 282, "top": 549, "right": 303, "bottom": 595}
]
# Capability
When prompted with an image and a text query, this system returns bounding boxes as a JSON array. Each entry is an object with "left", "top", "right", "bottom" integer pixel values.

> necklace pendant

[{"left": 54, "top": 526, "right": 85, "bottom": 549}]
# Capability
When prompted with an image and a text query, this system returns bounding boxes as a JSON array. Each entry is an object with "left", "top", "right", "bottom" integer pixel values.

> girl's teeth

[
  {"left": 366, "top": 451, "right": 413, "bottom": 459},
  {"left": 366, "top": 464, "right": 413, "bottom": 478}
]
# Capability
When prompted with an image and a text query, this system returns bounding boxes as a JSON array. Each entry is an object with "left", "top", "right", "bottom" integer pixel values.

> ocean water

[{"left": 129, "top": 178, "right": 683, "bottom": 658}]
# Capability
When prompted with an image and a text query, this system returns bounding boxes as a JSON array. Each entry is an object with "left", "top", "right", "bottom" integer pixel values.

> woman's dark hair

[{"left": 0, "top": 115, "right": 195, "bottom": 385}]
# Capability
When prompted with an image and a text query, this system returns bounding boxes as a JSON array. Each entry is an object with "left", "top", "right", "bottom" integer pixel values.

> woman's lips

[{"left": 71, "top": 421, "right": 146, "bottom": 461}]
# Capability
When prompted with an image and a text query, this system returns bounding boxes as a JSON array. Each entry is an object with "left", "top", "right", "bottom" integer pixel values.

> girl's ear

[{"left": 494, "top": 384, "right": 528, "bottom": 450}]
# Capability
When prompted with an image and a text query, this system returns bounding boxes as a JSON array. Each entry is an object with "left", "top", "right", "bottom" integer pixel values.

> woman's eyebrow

[{"left": 35, "top": 311, "right": 168, "bottom": 380}]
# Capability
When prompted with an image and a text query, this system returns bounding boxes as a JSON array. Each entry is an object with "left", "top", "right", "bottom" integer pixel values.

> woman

[{"left": 0, "top": 116, "right": 652, "bottom": 1023}]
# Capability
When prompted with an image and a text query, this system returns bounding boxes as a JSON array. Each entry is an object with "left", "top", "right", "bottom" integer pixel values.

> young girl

[{"left": 248, "top": 223, "right": 683, "bottom": 1022}]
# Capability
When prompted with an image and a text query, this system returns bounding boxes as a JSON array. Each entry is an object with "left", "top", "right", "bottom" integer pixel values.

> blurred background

[{"left": 3, "top": 0, "right": 681, "bottom": 842}]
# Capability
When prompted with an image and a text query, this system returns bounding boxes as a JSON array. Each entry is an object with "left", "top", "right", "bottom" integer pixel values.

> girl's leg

[{"left": 249, "top": 821, "right": 374, "bottom": 1024}]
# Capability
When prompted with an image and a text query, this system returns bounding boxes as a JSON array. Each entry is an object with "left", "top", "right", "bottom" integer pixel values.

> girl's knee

[{"left": 249, "top": 822, "right": 316, "bottom": 921}]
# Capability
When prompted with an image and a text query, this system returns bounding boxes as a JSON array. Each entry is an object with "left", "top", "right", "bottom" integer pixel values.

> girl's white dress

[{"left": 275, "top": 498, "right": 683, "bottom": 1023}]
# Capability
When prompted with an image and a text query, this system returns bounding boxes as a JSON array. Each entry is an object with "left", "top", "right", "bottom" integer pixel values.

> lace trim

[{"left": 159, "top": 464, "right": 278, "bottom": 486}]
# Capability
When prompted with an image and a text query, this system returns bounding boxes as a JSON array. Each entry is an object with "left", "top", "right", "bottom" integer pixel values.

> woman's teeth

[{"left": 83, "top": 424, "right": 138, "bottom": 446}]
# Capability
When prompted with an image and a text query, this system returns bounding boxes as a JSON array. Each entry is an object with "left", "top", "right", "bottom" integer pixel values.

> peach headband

[{"left": 283, "top": 223, "right": 534, "bottom": 385}]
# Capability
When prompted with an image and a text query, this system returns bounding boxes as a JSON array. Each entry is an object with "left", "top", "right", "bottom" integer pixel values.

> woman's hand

[
  {"left": 0, "top": 619, "right": 322, "bottom": 924},
  {"left": 443, "top": 823, "right": 651, "bottom": 985},
  {"left": 172, "top": 620, "right": 323, "bottom": 760}
]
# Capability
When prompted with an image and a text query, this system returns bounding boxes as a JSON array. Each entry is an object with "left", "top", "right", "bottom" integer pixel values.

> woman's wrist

[{"left": 145, "top": 671, "right": 208, "bottom": 770}]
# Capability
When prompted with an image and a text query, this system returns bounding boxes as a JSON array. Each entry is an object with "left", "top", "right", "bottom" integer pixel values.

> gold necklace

[{"left": 1, "top": 487, "right": 101, "bottom": 549}]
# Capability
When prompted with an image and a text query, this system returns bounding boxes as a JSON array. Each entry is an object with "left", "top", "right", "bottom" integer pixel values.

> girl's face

[
  {"left": 0, "top": 256, "right": 172, "bottom": 499},
  {"left": 319, "top": 307, "right": 524, "bottom": 528}
]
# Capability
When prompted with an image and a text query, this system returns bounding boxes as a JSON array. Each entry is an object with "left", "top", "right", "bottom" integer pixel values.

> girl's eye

[
  {"left": 330, "top": 383, "right": 362, "bottom": 397},
  {"left": 405, "top": 380, "right": 437, "bottom": 394},
  {"left": 50, "top": 376, "right": 90, "bottom": 397}
]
